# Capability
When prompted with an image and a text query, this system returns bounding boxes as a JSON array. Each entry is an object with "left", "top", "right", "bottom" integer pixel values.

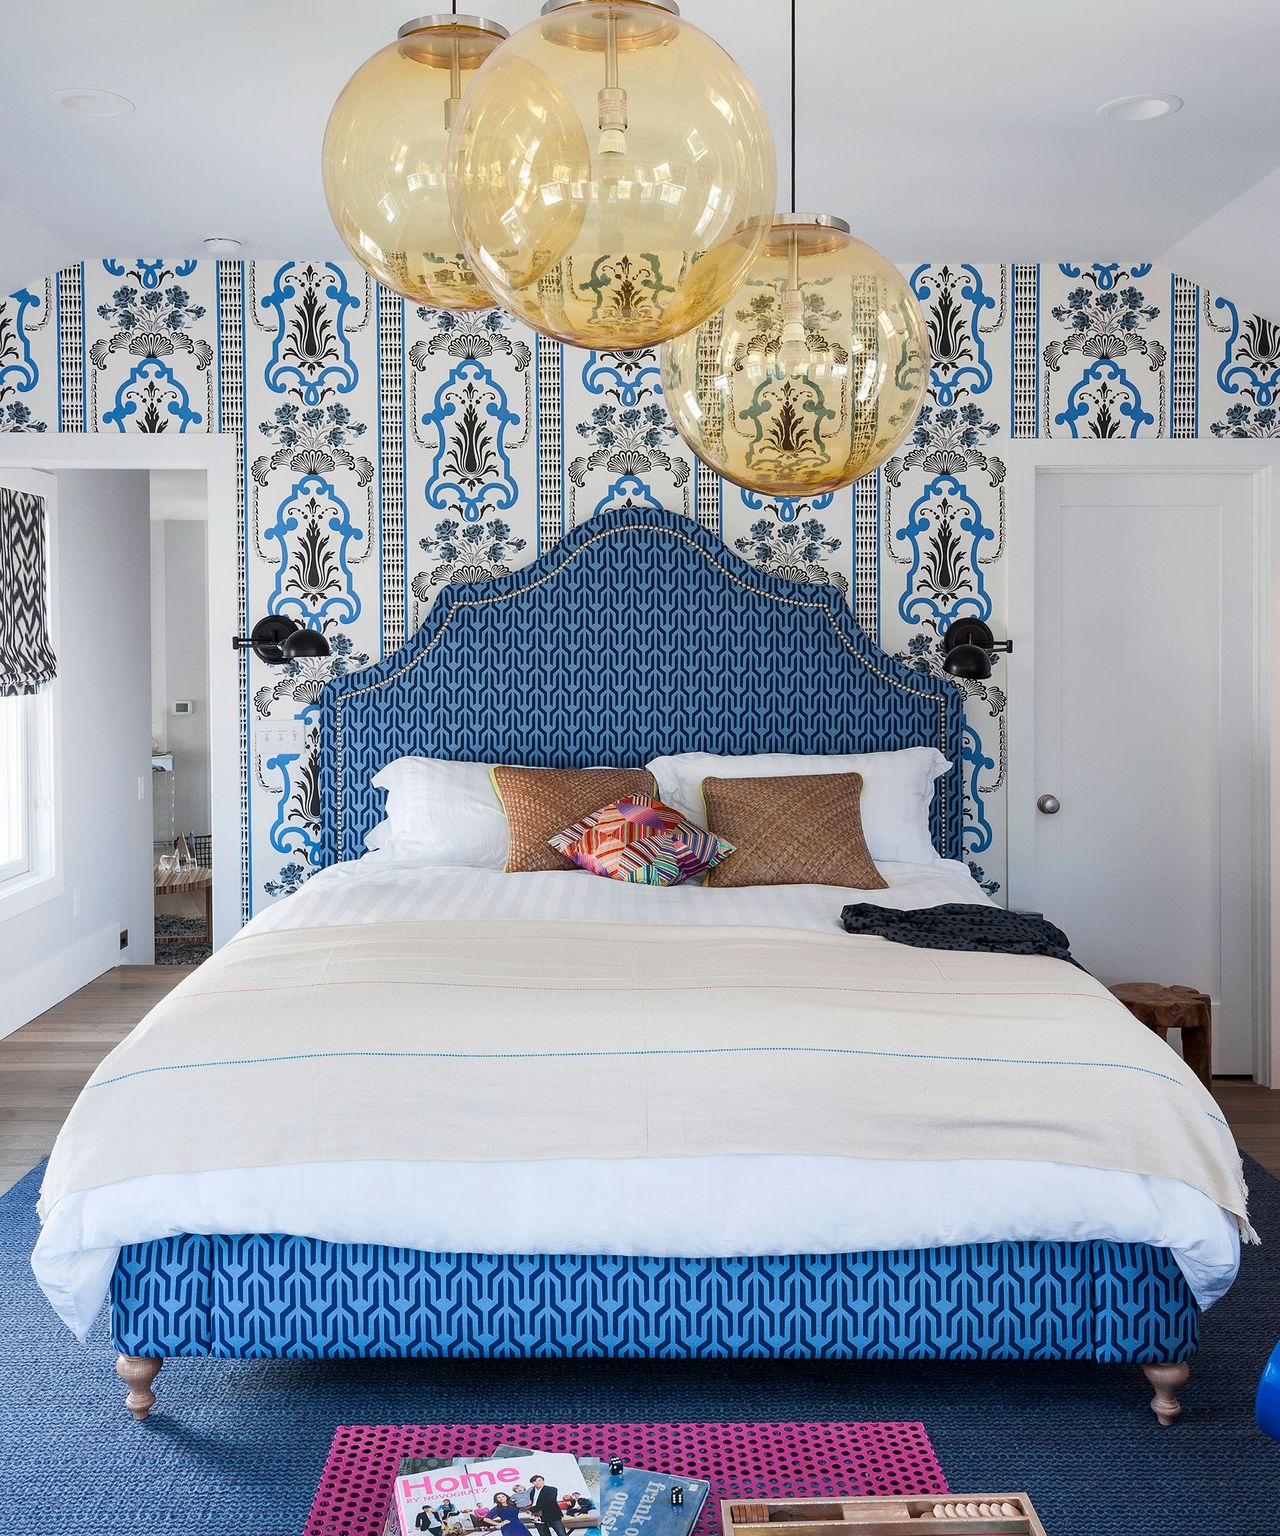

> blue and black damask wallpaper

[{"left": 1, "top": 256, "right": 1276, "bottom": 918}]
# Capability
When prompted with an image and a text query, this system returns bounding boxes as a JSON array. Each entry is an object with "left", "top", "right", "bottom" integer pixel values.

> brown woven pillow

[
  {"left": 491, "top": 765, "right": 657, "bottom": 872},
  {"left": 701, "top": 771, "right": 887, "bottom": 890}
]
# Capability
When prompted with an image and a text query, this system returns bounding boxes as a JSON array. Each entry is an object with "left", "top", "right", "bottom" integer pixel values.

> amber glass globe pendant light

[
  {"left": 659, "top": 5, "right": 929, "bottom": 495},
  {"left": 323, "top": 13, "right": 509, "bottom": 310},
  {"left": 446, "top": 0, "right": 777, "bottom": 349}
]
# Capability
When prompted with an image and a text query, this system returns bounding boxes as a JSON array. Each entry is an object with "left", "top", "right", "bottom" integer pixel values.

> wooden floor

[
  {"left": 3, "top": 966, "right": 1280, "bottom": 1195},
  {"left": 0, "top": 964, "right": 194, "bottom": 1194},
  {"left": 1213, "top": 1079, "right": 1280, "bottom": 1179}
]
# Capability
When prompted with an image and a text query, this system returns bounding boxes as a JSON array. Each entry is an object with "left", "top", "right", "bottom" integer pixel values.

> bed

[{"left": 32, "top": 505, "right": 1250, "bottom": 1426}]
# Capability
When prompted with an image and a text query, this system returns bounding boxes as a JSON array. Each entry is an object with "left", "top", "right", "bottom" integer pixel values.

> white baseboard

[{"left": 0, "top": 923, "right": 120, "bottom": 1041}]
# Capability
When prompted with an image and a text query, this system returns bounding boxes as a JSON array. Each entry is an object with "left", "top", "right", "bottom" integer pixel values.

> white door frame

[
  {"left": 1004, "top": 439, "right": 1280, "bottom": 1085},
  {"left": 0, "top": 434, "right": 242, "bottom": 948}
]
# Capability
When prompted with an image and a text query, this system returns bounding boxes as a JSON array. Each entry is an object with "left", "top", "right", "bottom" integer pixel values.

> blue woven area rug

[{"left": 3, "top": 1158, "right": 1277, "bottom": 1536}]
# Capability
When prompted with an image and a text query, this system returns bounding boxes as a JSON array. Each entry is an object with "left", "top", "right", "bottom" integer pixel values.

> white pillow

[
  {"left": 364, "top": 817, "right": 393, "bottom": 851},
  {"left": 368, "top": 757, "right": 508, "bottom": 868},
  {"left": 646, "top": 747, "right": 951, "bottom": 865}
]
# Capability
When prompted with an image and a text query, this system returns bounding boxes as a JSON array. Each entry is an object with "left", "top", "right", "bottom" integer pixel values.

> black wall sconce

[
  {"left": 231, "top": 616, "right": 331, "bottom": 665},
  {"left": 941, "top": 618, "right": 1013, "bottom": 681}
]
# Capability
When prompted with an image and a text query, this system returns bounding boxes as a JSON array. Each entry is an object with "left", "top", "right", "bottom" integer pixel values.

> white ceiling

[{"left": 3, "top": 0, "right": 1279, "bottom": 311}]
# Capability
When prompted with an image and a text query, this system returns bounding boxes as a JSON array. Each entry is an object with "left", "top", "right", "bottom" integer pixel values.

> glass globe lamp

[
  {"left": 446, "top": 0, "right": 777, "bottom": 348},
  {"left": 322, "top": 15, "right": 509, "bottom": 310},
  {"left": 659, "top": 215, "right": 930, "bottom": 496}
]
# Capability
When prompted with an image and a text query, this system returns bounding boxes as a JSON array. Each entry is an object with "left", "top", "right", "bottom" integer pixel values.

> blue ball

[{"left": 1256, "top": 1338, "right": 1280, "bottom": 1440}]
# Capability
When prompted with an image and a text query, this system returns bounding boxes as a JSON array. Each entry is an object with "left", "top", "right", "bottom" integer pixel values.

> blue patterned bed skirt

[{"left": 110, "top": 1237, "right": 1198, "bottom": 1363}]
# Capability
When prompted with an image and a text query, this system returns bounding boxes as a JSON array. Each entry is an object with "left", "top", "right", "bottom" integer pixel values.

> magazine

[
  {"left": 383, "top": 1457, "right": 460, "bottom": 1536},
  {"left": 387, "top": 1450, "right": 597, "bottom": 1536}
]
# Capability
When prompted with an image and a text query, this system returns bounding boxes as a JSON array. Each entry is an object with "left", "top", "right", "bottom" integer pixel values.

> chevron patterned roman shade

[{"left": 0, "top": 487, "right": 57, "bottom": 696}]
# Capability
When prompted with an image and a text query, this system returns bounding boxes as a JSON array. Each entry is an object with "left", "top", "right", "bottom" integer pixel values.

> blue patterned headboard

[{"left": 316, "top": 506, "right": 965, "bottom": 866}]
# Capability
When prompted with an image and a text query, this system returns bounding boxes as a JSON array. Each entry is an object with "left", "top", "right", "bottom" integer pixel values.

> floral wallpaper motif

[
  {"left": 92, "top": 261, "right": 214, "bottom": 432},
  {"left": 0, "top": 283, "right": 52, "bottom": 432},
  {"left": 410, "top": 517, "right": 528, "bottom": 628},
  {"left": 1206, "top": 303, "right": 1280, "bottom": 436},
  {"left": 735, "top": 516, "right": 849, "bottom": 599},
  {"left": 0, "top": 254, "right": 1271, "bottom": 919},
  {"left": 1042, "top": 265, "right": 1166, "bottom": 437},
  {"left": 565, "top": 347, "right": 692, "bottom": 528},
  {"left": 569, "top": 401, "right": 688, "bottom": 528}
]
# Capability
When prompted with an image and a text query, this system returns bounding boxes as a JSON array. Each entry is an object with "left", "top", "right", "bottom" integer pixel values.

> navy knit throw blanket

[{"left": 839, "top": 901, "right": 1078, "bottom": 966}]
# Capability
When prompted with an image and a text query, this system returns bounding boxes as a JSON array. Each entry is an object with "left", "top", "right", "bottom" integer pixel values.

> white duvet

[{"left": 33, "top": 855, "right": 1241, "bottom": 1337}]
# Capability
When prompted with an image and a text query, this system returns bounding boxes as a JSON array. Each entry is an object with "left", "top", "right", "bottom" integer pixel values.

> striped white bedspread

[
  {"left": 243, "top": 851, "right": 995, "bottom": 934},
  {"left": 32, "top": 856, "right": 1246, "bottom": 1339}
]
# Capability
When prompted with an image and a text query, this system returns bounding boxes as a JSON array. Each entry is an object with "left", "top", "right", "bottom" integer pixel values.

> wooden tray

[{"left": 722, "top": 1494, "right": 1047, "bottom": 1536}]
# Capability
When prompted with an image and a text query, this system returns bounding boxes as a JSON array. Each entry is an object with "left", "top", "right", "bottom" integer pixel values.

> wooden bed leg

[
  {"left": 115, "top": 1354, "right": 162, "bottom": 1421},
  {"left": 1142, "top": 1361, "right": 1189, "bottom": 1425}
]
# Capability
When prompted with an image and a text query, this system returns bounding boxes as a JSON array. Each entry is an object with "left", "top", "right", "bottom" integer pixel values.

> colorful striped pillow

[{"left": 549, "top": 795, "right": 734, "bottom": 886}]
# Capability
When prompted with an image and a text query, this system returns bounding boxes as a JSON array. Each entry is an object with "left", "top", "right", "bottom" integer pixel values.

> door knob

[{"left": 1037, "top": 794, "right": 1061, "bottom": 815}]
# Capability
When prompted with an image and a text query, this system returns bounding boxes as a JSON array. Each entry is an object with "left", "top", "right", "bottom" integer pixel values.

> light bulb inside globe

[
  {"left": 444, "top": 29, "right": 462, "bottom": 128},
  {"left": 775, "top": 319, "right": 812, "bottom": 377},
  {"left": 659, "top": 213, "right": 930, "bottom": 497},
  {"left": 596, "top": 9, "right": 628, "bottom": 158},
  {"left": 773, "top": 232, "right": 811, "bottom": 377}
]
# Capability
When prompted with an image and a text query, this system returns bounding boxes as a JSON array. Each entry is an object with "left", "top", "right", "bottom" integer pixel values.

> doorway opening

[
  {"left": 0, "top": 434, "right": 238, "bottom": 1038},
  {"left": 0, "top": 432, "right": 241, "bottom": 970},
  {"left": 1005, "top": 441, "right": 1280, "bottom": 1085}
]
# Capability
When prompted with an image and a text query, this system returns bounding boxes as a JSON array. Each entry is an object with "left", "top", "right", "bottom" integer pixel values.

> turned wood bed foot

[
  {"left": 1142, "top": 1361, "right": 1190, "bottom": 1425},
  {"left": 115, "top": 1354, "right": 162, "bottom": 1421}
]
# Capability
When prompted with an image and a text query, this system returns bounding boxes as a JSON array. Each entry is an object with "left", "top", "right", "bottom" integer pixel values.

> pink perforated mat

[{"left": 303, "top": 1422, "right": 948, "bottom": 1536}]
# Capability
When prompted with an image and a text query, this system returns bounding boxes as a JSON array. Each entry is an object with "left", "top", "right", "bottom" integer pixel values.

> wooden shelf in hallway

[{"left": 3, "top": 967, "right": 1280, "bottom": 1194}]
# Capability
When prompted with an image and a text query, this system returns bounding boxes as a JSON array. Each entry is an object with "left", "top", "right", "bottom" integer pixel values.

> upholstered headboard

[{"left": 315, "top": 506, "right": 965, "bottom": 866}]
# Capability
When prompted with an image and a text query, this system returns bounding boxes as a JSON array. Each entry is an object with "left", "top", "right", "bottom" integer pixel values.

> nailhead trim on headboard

[{"left": 317, "top": 506, "right": 963, "bottom": 866}]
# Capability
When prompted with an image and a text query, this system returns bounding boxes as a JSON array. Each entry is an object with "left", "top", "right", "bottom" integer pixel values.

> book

[
  {"left": 386, "top": 1451, "right": 597, "bottom": 1536},
  {"left": 596, "top": 1463, "right": 710, "bottom": 1536}
]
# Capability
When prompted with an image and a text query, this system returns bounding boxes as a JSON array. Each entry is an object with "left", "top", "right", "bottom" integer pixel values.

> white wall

[
  {"left": 0, "top": 197, "right": 75, "bottom": 298},
  {"left": 1159, "top": 164, "right": 1280, "bottom": 330},
  {"left": 150, "top": 517, "right": 211, "bottom": 838},
  {"left": 0, "top": 468, "right": 155, "bottom": 1036},
  {"left": 149, "top": 519, "right": 167, "bottom": 756}
]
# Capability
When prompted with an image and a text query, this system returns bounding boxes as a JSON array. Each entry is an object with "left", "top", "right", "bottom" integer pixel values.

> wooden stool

[
  {"left": 154, "top": 853, "right": 213, "bottom": 947},
  {"left": 1109, "top": 982, "right": 1213, "bottom": 1090}
]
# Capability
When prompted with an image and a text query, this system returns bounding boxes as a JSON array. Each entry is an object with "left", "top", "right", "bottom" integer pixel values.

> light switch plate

[{"left": 259, "top": 719, "right": 307, "bottom": 758}]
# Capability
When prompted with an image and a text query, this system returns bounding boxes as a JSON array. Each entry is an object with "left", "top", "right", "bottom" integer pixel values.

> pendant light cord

[{"left": 790, "top": 0, "right": 796, "bottom": 211}]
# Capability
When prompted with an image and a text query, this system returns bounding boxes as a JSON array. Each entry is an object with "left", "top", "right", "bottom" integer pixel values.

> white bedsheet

[
  {"left": 33, "top": 856, "right": 1242, "bottom": 1336},
  {"left": 240, "top": 851, "right": 997, "bottom": 934}
]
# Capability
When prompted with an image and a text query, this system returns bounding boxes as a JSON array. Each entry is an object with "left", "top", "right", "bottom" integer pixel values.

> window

[
  {"left": 0, "top": 694, "right": 31, "bottom": 882},
  {"left": 0, "top": 472, "right": 59, "bottom": 915},
  {"left": 0, "top": 689, "right": 55, "bottom": 899}
]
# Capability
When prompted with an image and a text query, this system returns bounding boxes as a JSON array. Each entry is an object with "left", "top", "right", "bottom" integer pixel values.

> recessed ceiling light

[
  {"left": 202, "top": 236, "right": 244, "bottom": 257},
  {"left": 50, "top": 87, "right": 135, "bottom": 117},
  {"left": 1098, "top": 93, "right": 1183, "bottom": 122}
]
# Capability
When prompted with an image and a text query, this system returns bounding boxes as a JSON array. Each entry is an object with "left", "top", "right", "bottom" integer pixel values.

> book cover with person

[
  {"left": 386, "top": 1451, "right": 596, "bottom": 1536},
  {"left": 490, "top": 1445, "right": 601, "bottom": 1529}
]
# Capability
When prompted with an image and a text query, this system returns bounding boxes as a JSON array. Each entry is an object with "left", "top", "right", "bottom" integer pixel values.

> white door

[{"left": 1014, "top": 469, "right": 1259, "bottom": 1076}]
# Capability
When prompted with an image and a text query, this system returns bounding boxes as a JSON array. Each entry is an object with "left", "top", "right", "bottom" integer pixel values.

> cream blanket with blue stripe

[{"left": 38, "top": 920, "right": 1254, "bottom": 1240}]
